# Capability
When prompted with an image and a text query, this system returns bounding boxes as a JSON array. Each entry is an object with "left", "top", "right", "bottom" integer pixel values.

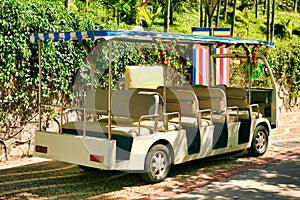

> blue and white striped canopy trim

[{"left": 30, "top": 30, "right": 275, "bottom": 48}]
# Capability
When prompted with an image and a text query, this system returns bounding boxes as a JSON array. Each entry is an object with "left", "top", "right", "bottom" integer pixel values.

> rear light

[
  {"left": 36, "top": 145, "right": 48, "bottom": 153},
  {"left": 90, "top": 154, "right": 104, "bottom": 163}
]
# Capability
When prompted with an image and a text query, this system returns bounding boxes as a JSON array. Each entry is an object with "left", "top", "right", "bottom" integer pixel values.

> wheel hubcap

[
  {"left": 151, "top": 151, "right": 167, "bottom": 179},
  {"left": 256, "top": 131, "right": 267, "bottom": 153}
]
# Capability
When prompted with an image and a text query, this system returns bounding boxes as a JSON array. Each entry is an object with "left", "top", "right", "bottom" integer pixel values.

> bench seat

[{"left": 62, "top": 121, "right": 155, "bottom": 137}]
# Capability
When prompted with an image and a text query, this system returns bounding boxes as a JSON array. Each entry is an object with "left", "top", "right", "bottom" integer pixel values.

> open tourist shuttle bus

[{"left": 30, "top": 29, "right": 277, "bottom": 183}]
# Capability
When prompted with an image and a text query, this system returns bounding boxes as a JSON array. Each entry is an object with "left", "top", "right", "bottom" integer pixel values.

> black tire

[
  {"left": 247, "top": 125, "right": 269, "bottom": 156},
  {"left": 140, "top": 144, "right": 171, "bottom": 183}
]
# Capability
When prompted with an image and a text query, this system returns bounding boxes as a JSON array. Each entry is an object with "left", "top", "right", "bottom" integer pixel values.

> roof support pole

[
  {"left": 38, "top": 39, "right": 42, "bottom": 131},
  {"left": 108, "top": 40, "right": 112, "bottom": 140}
]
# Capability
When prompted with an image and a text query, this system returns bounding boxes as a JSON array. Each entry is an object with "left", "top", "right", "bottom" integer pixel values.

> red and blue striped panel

[
  {"left": 192, "top": 45, "right": 210, "bottom": 86},
  {"left": 213, "top": 47, "right": 230, "bottom": 86},
  {"left": 191, "top": 28, "right": 211, "bottom": 86},
  {"left": 213, "top": 28, "right": 230, "bottom": 86}
]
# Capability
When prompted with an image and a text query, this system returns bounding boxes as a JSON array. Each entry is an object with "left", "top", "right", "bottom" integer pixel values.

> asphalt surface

[{"left": 155, "top": 150, "right": 300, "bottom": 200}]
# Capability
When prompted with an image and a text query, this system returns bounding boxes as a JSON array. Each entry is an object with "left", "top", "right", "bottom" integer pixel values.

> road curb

[{"left": 149, "top": 147, "right": 300, "bottom": 199}]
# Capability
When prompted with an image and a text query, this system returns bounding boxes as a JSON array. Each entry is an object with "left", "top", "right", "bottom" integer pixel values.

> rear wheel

[
  {"left": 140, "top": 144, "right": 171, "bottom": 183},
  {"left": 247, "top": 125, "right": 269, "bottom": 156}
]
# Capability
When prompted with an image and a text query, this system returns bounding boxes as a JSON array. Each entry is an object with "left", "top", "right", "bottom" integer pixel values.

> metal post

[
  {"left": 249, "top": 62, "right": 253, "bottom": 105},
  {"left": 108, "top": 40, "right": 112, "bottom": 140},
  {"left": 38, "top": 40, "right": 42, "bottom": 131}
]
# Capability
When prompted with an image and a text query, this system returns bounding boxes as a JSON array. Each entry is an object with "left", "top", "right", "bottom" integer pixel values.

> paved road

[
  {"left": 1, "top": 112, "right": 299, "bottom": 199},
  {"left": 158, "top": 152, "right": 300, "bottom": 200}
]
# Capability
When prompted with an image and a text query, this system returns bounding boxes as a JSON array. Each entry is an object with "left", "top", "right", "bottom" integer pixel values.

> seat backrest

[
  {"left": 85, "top": 89, "right": 108, "bottom": 114},
  {"left": 85, "top": 89, "right": 160, "bottom": 120},
  {"left": 193, "top": 86, "right": 226, "bottom": 112},
  {"left": 111, "top": 90, "right": 160, "bottom": 119},
  {"left": 157, "top": 86, "right": 198, "bottom": 117},
  {"left": 225, "top": 87, "right": 249, "bottom": 109}
]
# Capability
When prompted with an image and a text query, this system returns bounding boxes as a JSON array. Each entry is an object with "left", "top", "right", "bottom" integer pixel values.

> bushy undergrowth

[
  {"left": 267, "top": 42, "right": 300, "bottom": 110},
  {"left": 0, "top": 0, "right": 105, "bottom": 158}
]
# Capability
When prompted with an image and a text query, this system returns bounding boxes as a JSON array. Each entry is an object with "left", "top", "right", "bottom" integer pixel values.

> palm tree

[
  {"left": 101, "top": 0, "right": 139, "bottom": 26},
  {"left": 236, "top": 8, "right": 250, "bottom": 37}
]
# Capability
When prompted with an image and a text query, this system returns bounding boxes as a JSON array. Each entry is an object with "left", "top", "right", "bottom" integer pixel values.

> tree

[
  {"left": 271, "top": 0, "right": 276, "bottom": 41},
  {"left": 231, "top": 0, "right": 237, "bottom": 37},
  {"left": 216, "top": 0, "right": 221, "bottom": 27},
  {"left": 224, "top": 0, "right": 229, "bottom": 21},
  {"left": 164, "top": 0, "right": 171, "bottom": 32},
  {"left": 200, "top": 0, "right": 204, "bottom": 27},
  {"left": 266, "top": 0, "right": 271, "bottom": 41},
  {"left": 136, "top": 4, "right": 162, "bottom": 27},
  {"left": 263, "top": 0, "right": 267, "bottom": 15},
  {"left": 295, "top": 0, "right": 298, "bottom": 13},
  {"left": 255, "top": 0, "right": 259, "bottom": 18},
  {"left": 236, "top": 8, "right": 251, "bottom": 36},
  {"left": 101, "top": 0, "right": 139, "bottom": 26}
]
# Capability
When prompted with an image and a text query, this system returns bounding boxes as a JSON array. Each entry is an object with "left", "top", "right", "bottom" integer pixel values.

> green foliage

[
  {"left": 274, "top": 19, "right": 293, "bottom": 39},
  {"left": 267, "top": 42, "right": 300, "bottom": 98},
  {"left": 136, "top": 5, "right": 162, "bottom": 27},
  {"left": 100, "top": 0, "right": 139, "bottom": 25},
  {"left": 0, "top": 0, "right": 105, "bottom": 144},
  {"left": 277, "top": 0, "right": 298, "bottom": 11},
  {"left": 0, "top": 0, "right": 36, "bottom": 137},
  {"left": 235, "top": 7, "right": 251, "bottom": 36}
]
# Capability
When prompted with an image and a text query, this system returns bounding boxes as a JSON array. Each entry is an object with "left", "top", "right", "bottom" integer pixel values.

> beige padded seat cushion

[{"left": 62, "top": 121, "right": 155, "bottom": 137}]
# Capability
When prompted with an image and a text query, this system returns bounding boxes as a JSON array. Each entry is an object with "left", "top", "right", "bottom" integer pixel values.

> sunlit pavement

[{"left": 156, "top": 149, "right": 300, "bottom": 200}]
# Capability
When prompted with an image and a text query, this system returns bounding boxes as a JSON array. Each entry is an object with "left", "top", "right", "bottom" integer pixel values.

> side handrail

[
  {"left": 163, "top": 112, "right": 181, "bottom": 132},
  {"left": 249, "top": 104, "right": 260, "bottom": 119},
  {"left": 41, "top": 104, "right": 107, "bottom": 135},
  {"left": 138, "top": 114, "right": 159, "bottom": 136},
  {"left": 197, "top": 109, "right": 212, "bottom": 128},
  {"left": 225, "top": 106, "right": 239, "bottom": 123}
]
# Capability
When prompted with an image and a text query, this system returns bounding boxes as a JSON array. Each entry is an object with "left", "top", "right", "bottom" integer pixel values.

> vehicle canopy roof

[{"left": 30, "top": 29, "right": 275, "bottom": 48}]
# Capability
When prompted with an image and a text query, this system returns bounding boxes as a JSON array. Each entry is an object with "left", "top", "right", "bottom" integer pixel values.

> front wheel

[
  {"left": 247, "top": 125, "right": 269, "bottom": 156},
  {"left": 140, "top": 144, "right": 171, "bottom": 183}
]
